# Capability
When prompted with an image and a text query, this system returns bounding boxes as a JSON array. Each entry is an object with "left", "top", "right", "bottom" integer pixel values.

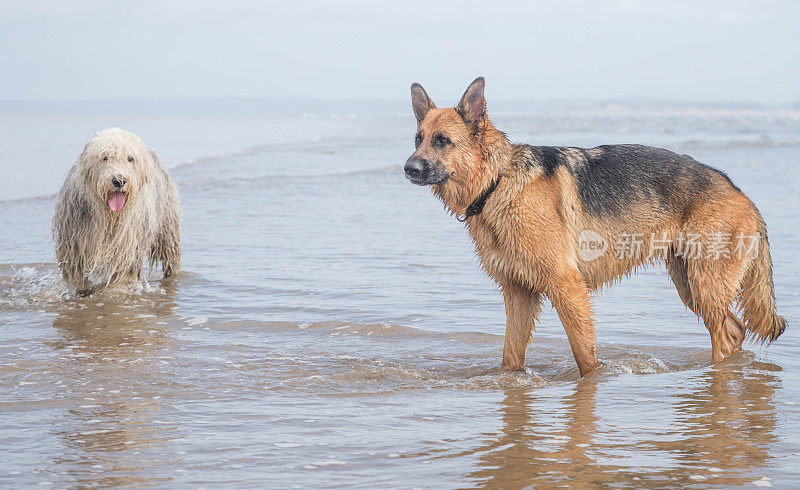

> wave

[
  {"left": 677, "top": 136, "right": 800, "bottom": 149},
  {"left": 0, "top": 264, "right": 747, "bottom": 394},
  {"left": 0, "top": 262, "right": 65, "bottom": 308},
  {"left": 0, "top": 262, "right": 176, "bottom": 309},
  {"left": 170, "top": 136, "right": 405, "bottom": 172},
  {"left": 174, "top": 165, "right": 403, "bottom": 189},
  {"left": 0, "top": 135, "right": 408, "bottom": 202},
  {"left": 0, "top": 192, "right": 57, "bottom": 204},
  {"left": 181, "top": 319, "right": 711, "bottom": 392}
]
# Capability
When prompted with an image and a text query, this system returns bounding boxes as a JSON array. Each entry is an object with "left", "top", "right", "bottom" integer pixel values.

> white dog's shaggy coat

[{"left": 53, "top": 128, "right": 181, "bottom": 293}]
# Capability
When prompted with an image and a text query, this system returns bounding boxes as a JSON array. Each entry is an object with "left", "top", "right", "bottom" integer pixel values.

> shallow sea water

[{"left": 1, "top": 105, "right": 799, "bottom": 487}]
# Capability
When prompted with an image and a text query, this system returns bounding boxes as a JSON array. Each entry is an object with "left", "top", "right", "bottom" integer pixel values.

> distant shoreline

[{"left": 0, "top": 97, "right": 798, "bottom": 117}]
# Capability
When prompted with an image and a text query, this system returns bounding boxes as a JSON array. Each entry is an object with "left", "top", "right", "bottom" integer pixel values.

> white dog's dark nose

[{"left": 111, "top": 175, "right": 127, "bottom": 189}]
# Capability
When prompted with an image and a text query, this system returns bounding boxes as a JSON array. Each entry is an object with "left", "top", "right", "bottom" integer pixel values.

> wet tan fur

[{"left": 408, "top": 79, "right": 785, "bottom": 376}]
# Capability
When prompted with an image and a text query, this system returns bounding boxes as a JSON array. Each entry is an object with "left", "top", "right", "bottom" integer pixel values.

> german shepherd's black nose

[
  {"left": 111, "top": 175, "right": 127, "bottom": 189},
  {"left": 404, "top": 157, "right": 429, "bottom": 181}
]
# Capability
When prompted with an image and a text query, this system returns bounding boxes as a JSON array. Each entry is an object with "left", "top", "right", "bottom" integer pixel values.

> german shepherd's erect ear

[
  {"left": 410, "top": 83, "right": 436, "bottom": 125},
  {"left": 456, "top": 77, "right": 486, "bottom": 136}
]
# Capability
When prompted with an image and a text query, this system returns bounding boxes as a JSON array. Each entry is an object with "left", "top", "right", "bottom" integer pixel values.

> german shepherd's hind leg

[
  {"left": 548, "top": 269, "right": 598, "bottom": 377},
  {"left": 722, "top": 312, "right": 747, "bottom": 355},
  {"left": 667, "top": 254, "right": 746, "bottom": 362},
  {"left": 687, "top": 255, "right": 750, "bottom": 364},
  {"left": 500, "top": 282, "right": 542, "bottom": 372},
  {"left": 701, "top": 310, "right": 746, "bottom": 364},
  {"left": 680, "top": 194, "right": 788, "bottom": 362}
]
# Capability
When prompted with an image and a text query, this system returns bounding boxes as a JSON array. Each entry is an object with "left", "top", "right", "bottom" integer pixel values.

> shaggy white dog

[{"left": 53, "top": 128, "right": 181, "bottom": 294}]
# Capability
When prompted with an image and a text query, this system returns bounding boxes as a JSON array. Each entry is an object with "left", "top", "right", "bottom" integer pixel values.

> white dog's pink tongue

[{"left": 108, "top": 191, "right": 126, "bottom": 213}]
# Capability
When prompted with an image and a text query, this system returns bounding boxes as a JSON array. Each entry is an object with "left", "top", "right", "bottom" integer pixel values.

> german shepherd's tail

[{"left": 739, "top": 223, "right": 787, "bottom": 343}]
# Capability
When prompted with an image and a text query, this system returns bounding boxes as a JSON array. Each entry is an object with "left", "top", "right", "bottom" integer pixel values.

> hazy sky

[{"left": 1, "top": 0, "right": 798, "bottom": 102}]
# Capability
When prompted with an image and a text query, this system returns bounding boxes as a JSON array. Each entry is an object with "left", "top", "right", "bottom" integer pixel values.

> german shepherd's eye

[
  {"left": 414, "top": 133, "right": 422, "bottom": 148},
  {"left": 433, "top": 134, "right": 451, "bottom": 148},
  {"left": 127, "top": 156, "right": 134, "bottom": 162}
]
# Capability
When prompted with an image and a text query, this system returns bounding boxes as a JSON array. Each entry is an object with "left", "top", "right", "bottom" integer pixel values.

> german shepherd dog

[{"left": 404, "top": 77, "right": 787, "bottom": 376}]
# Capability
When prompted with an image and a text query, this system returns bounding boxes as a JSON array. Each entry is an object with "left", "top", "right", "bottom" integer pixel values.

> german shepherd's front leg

[
  {"left": 548, "top": 269, "right": 599, "bottom": 377},
  {"left": 500, "top": 282, "right": 542, "bottom": 372}
]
